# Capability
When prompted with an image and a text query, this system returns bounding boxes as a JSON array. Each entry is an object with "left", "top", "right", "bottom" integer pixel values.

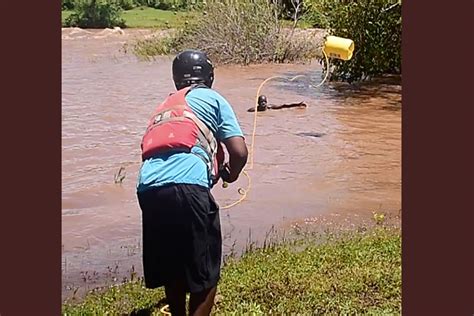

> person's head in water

[
  {"left": 257, "top": 95, "right": 268, "bottom": 111},
  {"left": 172, "top": 50, "right": 214, "bottom": 90}
]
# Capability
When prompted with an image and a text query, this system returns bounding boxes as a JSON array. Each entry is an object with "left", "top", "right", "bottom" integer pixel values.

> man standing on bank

[{"left": 137, "top": 50, "right": 248, "bottom": 316}]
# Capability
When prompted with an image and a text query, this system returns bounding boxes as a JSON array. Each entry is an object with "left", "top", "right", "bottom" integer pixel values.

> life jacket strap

[
  {"left": 183, "top": 111, "right": 218, "bottom": 181},
  {"left": 182, "top": 111, "right": 217, "bottom": 153}
]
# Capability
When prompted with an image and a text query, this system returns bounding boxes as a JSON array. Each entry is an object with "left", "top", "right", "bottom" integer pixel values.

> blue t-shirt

[{"left": 137, "top": 87, "right": 244, "bottom": 192}]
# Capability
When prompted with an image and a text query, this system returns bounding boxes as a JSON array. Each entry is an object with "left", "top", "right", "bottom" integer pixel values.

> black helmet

[
  {"left": 172, "top": 50, "right": 214, "bottom": 90},
  {"left": 258, "top": 95, "right": 268, "bottom": 106}
]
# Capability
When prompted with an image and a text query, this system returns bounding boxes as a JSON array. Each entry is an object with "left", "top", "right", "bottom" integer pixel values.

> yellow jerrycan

[{"left": 323, "top": 36, "right": 355, "bottom": 61}]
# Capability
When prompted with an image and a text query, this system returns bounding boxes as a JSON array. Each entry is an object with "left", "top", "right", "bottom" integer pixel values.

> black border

[
  {"left": 402, "top": 0, "right": 474, "bottom": 314},
  {"left": 0, "top": 1, "right": 61, "bottom": 315}
]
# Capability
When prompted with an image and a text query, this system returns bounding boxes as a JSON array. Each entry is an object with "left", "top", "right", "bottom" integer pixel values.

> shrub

[
  {"left": 65, "top": 0, "right": 126, "bottom": 28},
  {"left": 274, "top": 0, "right": 302, "bottom": 19},
  {"left": 132, "top": 0, "right": 158, "bottom": 7},
  {"left": 153, "top": 0, "right": 194, "bottom": 10},
  {"left": 132, "top": 0, "right": 322, "bottom": 65},
  {"left": 308, "top": 0, "right": 402, "bottom": 82},
  {"left": 131, "top": 0, "right": 203, "bottom": 10},
  {"left": 62, "top": 0, "right": 76, "bottom": 10},
  {"left": 115, "top": 0, "right": 135, "bottom": 10},
  {"left": 300, "top": 0, "right": 330, "bottom": 28}
]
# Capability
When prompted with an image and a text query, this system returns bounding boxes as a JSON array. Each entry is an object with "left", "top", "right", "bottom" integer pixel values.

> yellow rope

[
  {"left": 160, "top": 305, "right": 172, "bottom": 315},
  {"left": 220, "top": 170, "right": 251, "bottom": 210},
  {"left": 220, "top": 51, "right": 330, "bottom": 210}
]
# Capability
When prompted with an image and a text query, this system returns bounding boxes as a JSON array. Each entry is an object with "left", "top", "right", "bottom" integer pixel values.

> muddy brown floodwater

[{"left": 62, "top": 28, "right": 401, "bottom": 301}]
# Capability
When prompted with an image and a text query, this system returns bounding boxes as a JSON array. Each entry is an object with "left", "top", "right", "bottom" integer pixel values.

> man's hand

[
  {"left": 219, "top": 163, "right": 232, "bottom": 183},
  {"left": 221, "top": 136, "right": 248, "bottom": 183}
]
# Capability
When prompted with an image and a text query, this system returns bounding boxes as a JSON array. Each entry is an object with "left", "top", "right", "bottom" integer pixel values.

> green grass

[
  {"left": 61, "top": 8, "right": 312, "bottom": 30},
  {"left": 121, "top": 7, "right": 189, "bottom": 28},
  {"left": 61, "top": 7, "right": 188, "bottom": 29},
  {"left": 62, "top": 227, "right": 401, "bottom": 315}
]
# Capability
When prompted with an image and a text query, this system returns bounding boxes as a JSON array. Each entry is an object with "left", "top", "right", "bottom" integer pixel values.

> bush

[
  {"left": 273, "top": 0, "right": 301, "bottom": 19},
  {"left": 130, "top": 0, "right": 203, "bottom": 10},
  {"left": 153, "top": 0, "right": 194, "bottom": 10},
  {"left": 307, "top": 0, "right": 401, "bottom": 82},
  {"left": 62, "top": 0, "right": 76, "bottom": 10},
  {"left": 115, "top": 0, "right": 135, "bottom": 10},
  {"left": 300, "top": 0, "right": 330, "bottom": 28},
  {"left": 65, "top": 0, "right": 126, "bottom": 28},
  {"left": 131, "top": 0, "right": 156, "bottom": 7},
  {"left": 132, "top": 0, "right": 322, "bottom": 65}
]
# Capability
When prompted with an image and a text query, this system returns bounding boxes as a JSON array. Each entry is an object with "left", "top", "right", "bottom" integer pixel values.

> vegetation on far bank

[
  {"left": 62, "top": 6, "right": 189, "bottom": 29},
  {"left": 131, "top": 0, "right": 323, "bottom": 66},
  {"left": 128, "top": 0, "right": 402, "bottom": 82},
  {"left": 62, "top": 226, "right": 401, "bottom": 315},
  {"left": 62, "top": 0, "right": 402, "bottom": 82},
  {"left": 122, "top": 7, "right": 191, "bottom": 28},
  {"left": 62, "top": 0, "right": 204, "bottom": 12},
  {"left": 314, "top": 0, "right": 402, "bottom": 82}
]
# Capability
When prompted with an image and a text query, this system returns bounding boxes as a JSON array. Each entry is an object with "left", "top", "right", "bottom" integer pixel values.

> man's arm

[
  {"left": 212, "top": 90, "right": 248, "bottom": 183},
  {"left": 221, "top": 136, "right": 248, "bottom": 183},
  {"left": 269, "top": 102, "right": 307, "bottom": 110}
]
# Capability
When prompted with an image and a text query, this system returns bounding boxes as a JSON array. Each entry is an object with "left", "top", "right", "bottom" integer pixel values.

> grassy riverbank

[
  {"left": 61, "top": 0, "right": 400, "bottom": 81},
  {"left": 62, "top": 7, "right": 188, "bottom": 28},
  {"left": 61, "top": 6, "right": 311, "bottom": 30},
  {"left": 62, "top": 227, "right": 401, "bottom": 315}
]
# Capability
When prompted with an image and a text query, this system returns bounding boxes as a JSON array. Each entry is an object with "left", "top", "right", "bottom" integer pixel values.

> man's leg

[
  {"left": 180, "top": 184, "right": 221, "bottom": 316},
  {"left": 189, "top": 286, "right": 217, "bottom": 316},
  {"left": 164, "top": 279, "right": 187, "bottom": 316}
]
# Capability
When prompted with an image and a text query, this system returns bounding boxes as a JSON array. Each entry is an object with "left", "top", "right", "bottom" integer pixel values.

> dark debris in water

[
  {"left": 381, "top": 105, "right": 401, "bottom": 111},
  {"left": 296, "top": 132, "right": 326, "bottom": 138}
]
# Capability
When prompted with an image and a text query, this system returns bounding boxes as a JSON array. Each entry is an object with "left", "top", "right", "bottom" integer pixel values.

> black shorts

[{"left": 137, "top": 184, "right": 222, "bottom": 293}]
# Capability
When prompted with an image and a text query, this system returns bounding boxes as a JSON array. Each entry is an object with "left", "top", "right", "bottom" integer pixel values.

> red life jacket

[{"left": 141, "top": 86, "right": 224, "bottom": 182}]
